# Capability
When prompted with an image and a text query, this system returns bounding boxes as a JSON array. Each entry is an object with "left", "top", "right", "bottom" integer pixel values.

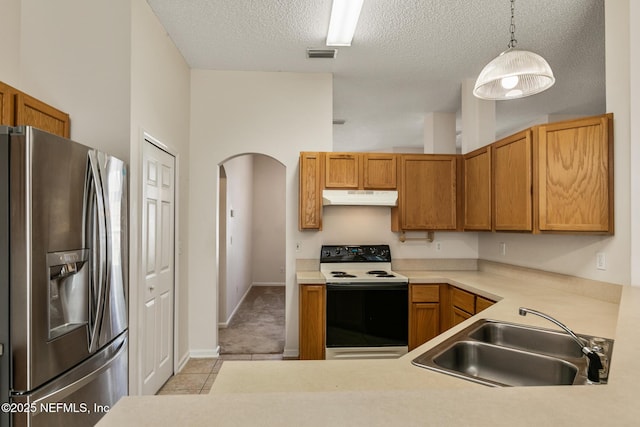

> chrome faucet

[{"left": 519, "top": 307, "right": 603, "bottom": 383}]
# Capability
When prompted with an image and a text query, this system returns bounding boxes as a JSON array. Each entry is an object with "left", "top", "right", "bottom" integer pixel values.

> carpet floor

[{"left": 218, "top": 286, "right": 285, "bottom": 354}]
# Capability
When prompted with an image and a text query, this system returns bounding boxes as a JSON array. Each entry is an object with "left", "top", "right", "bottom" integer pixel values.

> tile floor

[{"left": 156, "top": 354, "right": 284, "bottom": 395}]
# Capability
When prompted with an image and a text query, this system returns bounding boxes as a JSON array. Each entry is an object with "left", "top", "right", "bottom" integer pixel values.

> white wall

[
  {"left": 252, "top": 155, "right": 286, "bottom": 285},
  {"left": 130, "top": 0, "right": 191, "bottom": 393},
  {"left": 629, "top": 0, "right": 640, "bottom": 286},
  {"left": 18, "top": 0, "right": 131, "bottom": 161},
  {"left": 188, "top": 70, "right": 332, "bottom": 357},
  {"left": 220, "top": 154, "right": 254, "bottom": 323},
  {"left": 0, "top": 0, "right": 20, "bottom": 85},
  {"left": 296, "top": 207, "right": 478, "bottom": 260},
  {"left": 478, "top": 0, "right": 631, "bottom": 286}
]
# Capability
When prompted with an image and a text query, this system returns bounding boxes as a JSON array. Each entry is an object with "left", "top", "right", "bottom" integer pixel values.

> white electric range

[{"left": 320, "top": 245, "right": 409, "bottom": 360}]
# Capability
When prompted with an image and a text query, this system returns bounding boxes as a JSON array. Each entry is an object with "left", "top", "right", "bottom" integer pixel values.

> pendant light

[{"left": 473, "top": 0, "right": 555, "bottom": 100}]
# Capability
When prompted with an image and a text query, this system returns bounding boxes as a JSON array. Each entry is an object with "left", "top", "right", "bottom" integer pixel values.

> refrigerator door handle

[{"left": 86, "top": 152, "right": 108, "bottom": 353}]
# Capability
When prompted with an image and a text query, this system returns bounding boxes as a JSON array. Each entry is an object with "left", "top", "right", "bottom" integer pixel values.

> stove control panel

[{"left": 320, "top": 245, "right": 391, "bottom": 263}]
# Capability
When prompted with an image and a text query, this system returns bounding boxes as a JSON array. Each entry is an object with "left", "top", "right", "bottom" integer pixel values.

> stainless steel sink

[
  {"left": 432, "top": 341, "right": 579, "bottom": 387},
  {"left": 468, "top": 321, "right": 585, "bottom": 359},
  {"left": 412, "top": 319, "right": 614, "bottom": 387}
]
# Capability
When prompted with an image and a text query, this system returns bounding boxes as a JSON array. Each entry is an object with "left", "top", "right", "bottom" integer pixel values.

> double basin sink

[{"left": 412, "top": 319, "right": 614, "bottom": 387}]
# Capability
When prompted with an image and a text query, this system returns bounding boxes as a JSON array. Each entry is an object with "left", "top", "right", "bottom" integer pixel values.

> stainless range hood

[{"left": 322, "top": 189, "right": 398, "bottom": 207}]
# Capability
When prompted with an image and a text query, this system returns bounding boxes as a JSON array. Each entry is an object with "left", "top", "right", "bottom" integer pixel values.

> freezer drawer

[{"left": 10, "top": 332, "right": 128, "bottom": 427}]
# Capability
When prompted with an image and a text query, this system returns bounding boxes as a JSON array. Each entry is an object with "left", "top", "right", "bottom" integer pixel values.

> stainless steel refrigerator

[{"left": 0, "top": 126, "right": 128, "bottom": 427}]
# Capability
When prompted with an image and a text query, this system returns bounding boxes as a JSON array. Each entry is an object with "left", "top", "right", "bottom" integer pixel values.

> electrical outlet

[
  {"left": 596, "top": 252, "right": 606, "bottom": 270},
  {"left": 499, "top": 242, "right": 506, "bottom": 256},
  {"left": 435, "top": 241, "right": 442, "bottom": 252},
  {"left": 296, "top": 242, "right": 301, "bottom": 252}
]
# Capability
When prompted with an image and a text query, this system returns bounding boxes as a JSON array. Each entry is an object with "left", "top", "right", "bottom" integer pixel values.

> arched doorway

[{"left": 217, "top": 153, "right": 286, "bottom": 356}]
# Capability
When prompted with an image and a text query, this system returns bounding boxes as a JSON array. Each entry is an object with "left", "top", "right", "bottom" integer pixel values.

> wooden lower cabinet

[
  {"left": 408, "top": 284, "right": 441, "bottom": 350},
  {"left": 449, "top": 286, "right": 495, "bottom": 327},
  {"left": 299, "top": 284, "right": 325, "bottom": 360},
  {"left": 475, "top": 296, "right": 495, "bottom": 313},
  {"left": 450, "top": 287, "right": 475, "bottom": 327}
]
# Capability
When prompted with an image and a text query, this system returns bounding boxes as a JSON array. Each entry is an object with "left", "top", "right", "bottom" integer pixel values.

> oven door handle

[{"left": 326, "top": 282, "right": 408, "bottom": 291}]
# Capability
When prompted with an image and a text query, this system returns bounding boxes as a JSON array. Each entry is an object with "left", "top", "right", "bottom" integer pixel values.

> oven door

[{"left": 325, "top": 282, "right": 408, "bottom": 358}]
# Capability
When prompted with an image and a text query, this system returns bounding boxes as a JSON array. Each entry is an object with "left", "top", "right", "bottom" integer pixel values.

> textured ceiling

[{"left": 146, "top": 0, "right": 605, "bottom": 152}]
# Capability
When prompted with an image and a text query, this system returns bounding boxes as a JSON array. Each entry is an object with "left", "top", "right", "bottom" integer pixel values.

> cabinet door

[
  {"left": 463, "top": 146, "right": 492, "bottom": 230},
  {"left": 409, "top": 302, "right": 440, "bottom": 350},
  {"left": 0, "top": 81, "right": 16, "bottom": 126},
  {"left": 363, "top": 154, "right": 397, "bottom": 189},
  {"left": 536, "top": 114, "right": 613, "bottom": 233},
  {"left": 475, "top": 296, "right": 494, "bottom": 313},
  {"left": 325, "top": 153, "right": 360, "bottom": 189},
  {"left": 493, "top": 130, "right": 533, "bottom": 231},
  {"left": 299, "top": 152, "right": 323, "bottom": 230},
  {"left": 299, "top": 285, "right": 325, "bottom": 360},
  {"left": 399, "top": 155, "right": 458, "bottom": 230},
  {"left": 451, "top": 306, "right": 472, "bottom": 327},
  {"left": 15, "top": 92, "right": 70, "bottom": 138}
]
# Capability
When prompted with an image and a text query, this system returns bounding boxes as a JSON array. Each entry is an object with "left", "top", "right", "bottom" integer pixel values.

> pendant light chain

[
  {"left": 473, "top": 0, "right": 555, "bottom": 100},
  {"left": 508, "top": 0, "right": 517, "bottom": 49}
]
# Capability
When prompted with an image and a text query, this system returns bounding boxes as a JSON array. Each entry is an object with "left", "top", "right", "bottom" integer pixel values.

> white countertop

[{"left": 98, "top": 266, "right": 640, "bottom": 426}]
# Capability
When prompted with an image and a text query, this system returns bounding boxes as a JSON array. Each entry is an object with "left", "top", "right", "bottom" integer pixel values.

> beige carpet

[{"left": 218, "top": 286, "right": 285, "bottom": 354}]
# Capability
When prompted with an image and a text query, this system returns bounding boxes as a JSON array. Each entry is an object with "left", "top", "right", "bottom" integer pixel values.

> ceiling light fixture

[
  {"left": 326, "top": 0, "right": 364, "bottom": 46},
  {"left": 473, "top": 0, "right": 555, "bottom": 100}
]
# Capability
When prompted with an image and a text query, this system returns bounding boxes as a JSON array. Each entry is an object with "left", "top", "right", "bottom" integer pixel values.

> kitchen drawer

[
  {"left": 410, "top": 284, "right": 440, "bottom": 303},
  {"left": 451, "top": 287, "right": 475, "bottom": 314},
  {"left": 476, "top": 296, "right": 495, "bottom": 313}
]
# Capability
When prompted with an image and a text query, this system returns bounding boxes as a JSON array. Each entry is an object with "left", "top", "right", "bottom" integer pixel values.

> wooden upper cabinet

[
  {"left": 299, "top": 152, "right": 323, "bottom": 230},
  {"left": 463, "top": 146, "right": 492, "bottom": 231},
  {"left": 398, "top": 154, "right": 459, "bottom": 230},
  {"left": 0, "top": 81, "right": 17, "bottom": 126},
  {"left": 324, "top": 152, "right": 360, "bottom": 189},
  {"left": 535, "top": 114, "right": 613, "bottom": 233},
  {"left": 363, "top": 153, "right": 397, "bottom": 189},
  {"left": 0, "top": 81, "right": 71, "bottom": 138},
  {"left": 493, "top": 129, "right": 533, "bottom": 231},
  {"left": 15, "top": 92, "right": 70, "bottom": 138}
]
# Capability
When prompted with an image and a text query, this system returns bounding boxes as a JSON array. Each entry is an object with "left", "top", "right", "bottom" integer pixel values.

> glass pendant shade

[{"left": 473, "top": 48, "right": 555, "bottom": 100}]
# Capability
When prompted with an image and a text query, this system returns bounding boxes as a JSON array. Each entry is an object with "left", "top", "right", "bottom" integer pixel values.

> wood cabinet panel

[
  {"left": 363, "top": 154, "right": 397, "bottom": 189},
  {"left": 451, "top": 306, "right": 472, "bottom": 327},
  {"left": 325, "top": 153, "right": 359, "bottom": 189},
  {"left": 299, "top": 284, "right": 325, "bottom": 360},
  {"left": 409, "top": 302, "right": 440, "bottom": 350},
  {"left": 399, "top": 155, "right": 458, "bottom": 230},
  {"left": 536, "top": 114, "right": 613, "bottom": 233},
  {"left": 451, "top": 287, "right": 475, "bottom": 314},
  {"left": 475, "top": 296, "right": 494, "bottom": 313},
  {"left": 409, "top": 284, "right": 442, "bottom": 350},
  {"left": 410, "top": 284, "right": 440, "bottom": 303},
  {"left": 0, "top": 81, "right": 71, "bottom": 138},
  {"left": 299, "top": 152, "right": 323, "bottom": 230},
  {"left": 0, "top": 81, "right": 16, "bottom": 126},
  {"left": 15, "top": 93, "right": 70, "bottom": 138},
  {"left": 493, "top": 130, "right": 533, "bottom": 231},
  {"left": 463, "top": 146, "right": 492, "bottom": 230}
]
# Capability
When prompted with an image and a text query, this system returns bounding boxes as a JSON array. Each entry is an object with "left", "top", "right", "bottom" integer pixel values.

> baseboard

[
  {"left": 176, "top": 351, "right": 190, "bottom": 373},
  {"left": 283, "top": 348, "right": 299, "bottom": 359},
  {"left": 252, "top": 282, "right": 285, "bottom": 286},
  {"left": 218, "top": 285, "right": 253, "bottom": 328},
  {"left": 190, "top": 346, "right": 220, "bottom": 359}
]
